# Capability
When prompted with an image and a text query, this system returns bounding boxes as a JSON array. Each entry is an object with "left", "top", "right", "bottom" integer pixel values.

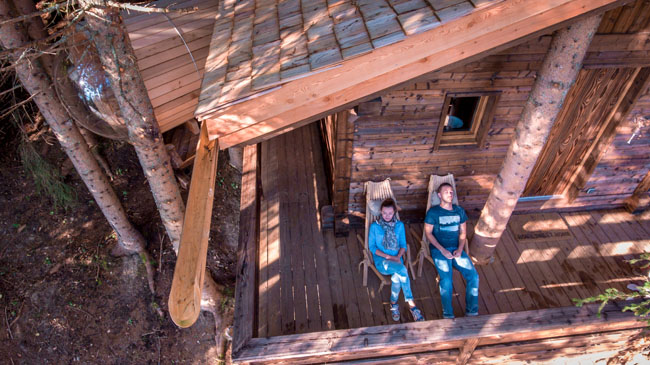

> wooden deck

[
  {"left": 255, "top": 124, "right": 650, "bottom": 337},
  {"left": 231, "top": 122, "right": 650, "bottom": 363}
]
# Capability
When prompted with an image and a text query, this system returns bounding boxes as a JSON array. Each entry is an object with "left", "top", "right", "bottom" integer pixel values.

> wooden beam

[
  {"left": 469, "top": 14, "right": 603, "bottom": 264},
  {"left": 457, "top": 338, "right": 480, "bottom": 365},
  {"left": 232, "top": 144, "right": 259, "bottom": 352},
  {"left": 203, "top": 0, "right": 631, "bottom": 149},
  {"left": 625, "top": 170, "right": 650, "bottom": 213},
  {"left": 564, "top": 67, "right": 650, "bottom": 202},
  {"left": 168, "top": 122, "right": 219, "bottom": 327},
  {"left": 233, "top": 302, "right": 644, "bottom": 364}
]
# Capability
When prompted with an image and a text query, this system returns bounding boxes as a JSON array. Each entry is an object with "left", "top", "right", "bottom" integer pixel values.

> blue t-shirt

[
  {"left": 424, "top": 205, "right": 468, "bottom": 250},
  {"left": 369, "top": 221, "right": 407, "bottom": 263}
]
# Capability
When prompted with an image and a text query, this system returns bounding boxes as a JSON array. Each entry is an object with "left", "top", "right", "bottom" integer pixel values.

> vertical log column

[
  {"left": 469, "top": 14, "right": 603, "bottom": 264},
  {"left": 624, "top": 170, "right": 650, "bottom": 214}
]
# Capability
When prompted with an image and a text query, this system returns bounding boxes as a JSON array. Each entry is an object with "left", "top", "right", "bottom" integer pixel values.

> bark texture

[
  {"left": 80, "top": 2, "right": 223, "bottom": 325},
  {"left": 0, "top": 0, "right": 155, "bottom": 291},
  {"left": 469, "top": 14, "right": 603, "bottom": 264},
  {"left": 81, "top": 2, "right": 185, "bottom": 251}
]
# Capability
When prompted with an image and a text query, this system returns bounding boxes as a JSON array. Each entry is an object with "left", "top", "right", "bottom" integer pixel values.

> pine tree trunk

[
  {"left": 469, "top": 15, "right": 603, "bottom": 264},
  {"left": 80, "top": 1, "right": 224, "bottom": 327},
  {"left": 0, "top": 0, "right": 155, "bottom": 292},
  {"left": 80, "top": 2, "right": 186, "bottom": 251}
]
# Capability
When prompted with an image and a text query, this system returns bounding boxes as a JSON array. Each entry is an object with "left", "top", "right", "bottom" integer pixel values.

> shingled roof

[{"left": 194, "top": 0, "right": 497, "bottom": 117}]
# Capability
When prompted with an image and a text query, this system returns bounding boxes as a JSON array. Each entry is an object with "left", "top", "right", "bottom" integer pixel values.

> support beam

[
  {"left": 469, "top": 14, "right": 602, "bottom": 264},
  {"left": 625, "top": 170, "right": 650, "bottom": 214},
  {"left": 457, "top": 338, "right": 480, "bottom": 365},
  {"left": 204, "top": 0, "right": 629, "bottom": 149},
  {"left": 169, "top": 122, "right": 219, "bottom": 327}
]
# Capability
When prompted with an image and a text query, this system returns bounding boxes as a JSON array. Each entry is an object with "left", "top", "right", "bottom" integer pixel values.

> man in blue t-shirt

[{"left": 424, "top": 183, "right": 479, "bottom": 319}]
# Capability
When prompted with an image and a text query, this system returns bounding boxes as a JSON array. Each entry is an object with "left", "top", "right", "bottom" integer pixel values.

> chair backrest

[
  {"left": 423, "top": 174, "right": 459, "bottom": 245},
  {"left": 364, "top": 179, "right": 400, "bottom": 261}
]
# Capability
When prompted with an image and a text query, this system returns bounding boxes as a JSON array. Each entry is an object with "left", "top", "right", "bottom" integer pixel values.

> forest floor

[{"left": 0, "top": 131, "right": 241, "bottom": 364}]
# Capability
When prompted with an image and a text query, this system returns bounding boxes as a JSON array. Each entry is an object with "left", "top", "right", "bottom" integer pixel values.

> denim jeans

[
  {"left": 374, "top": 257, "right": 414, "bottom": 303},
  {"left": 431, "top": 249, "right": 479, "bottom": 318}
]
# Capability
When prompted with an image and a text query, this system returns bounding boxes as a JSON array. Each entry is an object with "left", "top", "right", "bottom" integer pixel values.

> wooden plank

[
  {"left": 277, "top": 133, "right": 296, "bottom": 335},
  {"left": 233, "top": 144, "right": 258, "bottom": 352},
  {"left": 564, "top": 68, "right": 650, "bottom": 201},
  {"left": 207, "top": 0, "right": 630, "bottom": 148},
  {"left": 303, "top": 125, "right": 336, "bottom": 330},
  {"left": 265, "top": 136, "right": 282, "bottom": 336},
  {"left": 234, "top": 301, "right": 645, "bottom": 363},
  {"left": 335, "top": 233, "right": 362, "bottom": 329},
  {"left": 168, "top": 122, "right": 219, "bottom": 327},
  {"left": 323, "top": 229, "right": 349, "bottom": 329},
  {"left": 257, "top": 140, "right": 269, "bottom": 337},
  {"left": 295, "top": 128, "right": 322, "bottom": 333}
]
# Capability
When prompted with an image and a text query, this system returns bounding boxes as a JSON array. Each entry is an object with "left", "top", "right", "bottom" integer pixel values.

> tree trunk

[
  {"left": 469, "top": 14, "right": 603, "bottom": 264},
  {"left": 80, "top": 1, "right": 224, "bottom": 330},
  {"left": 0, "top": 0, "right": 155, "bottom": 291},
  {"left": 81, "top": 1, "right": 186, "bottom": 251}
]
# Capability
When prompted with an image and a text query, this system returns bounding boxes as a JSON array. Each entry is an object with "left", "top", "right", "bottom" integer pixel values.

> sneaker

[
  {"left": 409, "top": 306, "right": 425, "bottom": 322},
  {"left": 466, "top": 312, "right": 478, "bottom": 317},
  {"left": 443, "top": 314, "right": 455, "bottom": 319},
  {"left": 390, "top": 303, "right": 400, "bottom": 322}
]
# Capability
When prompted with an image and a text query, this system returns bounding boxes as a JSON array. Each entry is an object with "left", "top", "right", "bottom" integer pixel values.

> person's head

[
  {"left": 437, "top": 183, "right": 454, "bottom": 204},
  {"left": 380, "top": 198, "right": 396, "bottom": 222}
]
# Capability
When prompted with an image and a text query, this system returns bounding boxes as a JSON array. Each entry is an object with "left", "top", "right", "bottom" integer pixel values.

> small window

[{"left": 434, "top": 92, "right": 500, "bottom": 150}]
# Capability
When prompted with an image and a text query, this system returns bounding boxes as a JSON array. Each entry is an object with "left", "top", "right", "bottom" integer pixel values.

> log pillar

[{"left": 469, "top": 14, "right": 603, "bottom": 264}]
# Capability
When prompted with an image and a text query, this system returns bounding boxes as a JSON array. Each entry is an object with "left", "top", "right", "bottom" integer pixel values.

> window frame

[{"left": 433, "top": 91, "right": 501, "bottom": 151}]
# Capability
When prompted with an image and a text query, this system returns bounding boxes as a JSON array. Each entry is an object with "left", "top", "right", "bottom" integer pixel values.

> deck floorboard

[{"left": 255, "top": 123, "right": 650, "bottom": 338}]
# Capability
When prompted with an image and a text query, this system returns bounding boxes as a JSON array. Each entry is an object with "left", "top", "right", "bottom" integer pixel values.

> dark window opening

[{"left": 445, "top": 96, "right": 480, "bottom": 132}]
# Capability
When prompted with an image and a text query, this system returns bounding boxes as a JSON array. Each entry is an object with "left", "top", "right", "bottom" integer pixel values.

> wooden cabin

[{"left": 125, "top": 0, "right": 650, "bottom": 363}]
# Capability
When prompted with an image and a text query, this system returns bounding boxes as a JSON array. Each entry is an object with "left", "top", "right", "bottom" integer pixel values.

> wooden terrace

[{"left": 232, "top": 124, "right": 650, "bottom": 363}]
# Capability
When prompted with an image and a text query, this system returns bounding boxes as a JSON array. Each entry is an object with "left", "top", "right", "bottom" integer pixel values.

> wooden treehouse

[{"left": 125, "top": 0, "right": 650, "bottom": 363}]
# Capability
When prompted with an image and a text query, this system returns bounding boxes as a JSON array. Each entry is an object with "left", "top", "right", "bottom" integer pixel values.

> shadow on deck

[{"left": 233, "top": 123, "right": 650, "bottom": 364}]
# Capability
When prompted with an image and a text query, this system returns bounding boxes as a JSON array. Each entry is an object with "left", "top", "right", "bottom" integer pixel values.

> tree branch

[{"left": 0, "top": 0, "right": 198, "bottom": 26}]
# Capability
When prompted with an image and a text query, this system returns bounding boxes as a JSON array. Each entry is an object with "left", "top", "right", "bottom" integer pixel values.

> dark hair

[
  {"left": 380, "top": 198, "right": 396, "bottom": 211},
  {"left": 437, "top": 183, "right": 453, "bottom": 194}
]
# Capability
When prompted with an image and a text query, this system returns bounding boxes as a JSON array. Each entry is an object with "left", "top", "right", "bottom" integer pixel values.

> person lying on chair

[
  {"left": 424, "top": 183, "right": 479, "bottom": 319},
  {"left": 369, "top": 199, "right": 424, "bottom": 322}
]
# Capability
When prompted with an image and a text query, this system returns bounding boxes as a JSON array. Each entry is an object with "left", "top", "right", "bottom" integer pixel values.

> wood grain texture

[
  {"left": 232, "top": 144, "right": 258, "bottom": 352},
  {"left": 168, "top": 122, "right": 219, "bottom": 327},
  {"left": 206, "top": 0, "right": 628, "bottom": 148}
]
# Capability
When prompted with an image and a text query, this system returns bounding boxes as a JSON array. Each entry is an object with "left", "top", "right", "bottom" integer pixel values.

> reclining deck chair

[
  {"left": 413, "top": 174, "right": 464, "bottom": 277},
  {"left": 357, "top": 178, "right": 416, "bottom": 292}
]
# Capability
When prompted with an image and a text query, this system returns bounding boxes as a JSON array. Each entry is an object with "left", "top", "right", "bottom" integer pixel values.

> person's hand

[
  {"left": 441, "top": 249, "right": 454, "bottom": 260},
  {"left": 452, "top": 249, "right": 462, "bottom": 258},
  {"left": 389, "top": 255, "right": 401, "bottom": 263}
]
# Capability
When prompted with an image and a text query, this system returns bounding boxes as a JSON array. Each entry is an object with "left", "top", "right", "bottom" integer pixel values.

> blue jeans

[
  {"left": 431, "top": 249, "right": 479, "bottom": 318},
  {"left": 374, "top": 257, "right": 414, "bottom": 303}
]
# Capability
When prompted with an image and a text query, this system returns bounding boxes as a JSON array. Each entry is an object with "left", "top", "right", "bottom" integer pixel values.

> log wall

[{"left": 344, "top": 2, "right": 650, "bottom": 220}]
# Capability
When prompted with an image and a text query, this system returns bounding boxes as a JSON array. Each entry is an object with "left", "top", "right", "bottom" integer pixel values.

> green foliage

[
  {"left": 574, "top": 253, "right": 650, "bottom": 324},
  {"left": 19, "top": 142, "right": 76, "bottom": 211}
]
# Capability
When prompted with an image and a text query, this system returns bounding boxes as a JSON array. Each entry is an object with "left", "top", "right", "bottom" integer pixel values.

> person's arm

[
  {"left": 425, "top": 223, "right": 454, "bottom": 259},
  {"left": 395, "top": 222, "right": 407, "bottom": 261},
  {"left": 453, "top": 222, "right": 467, "bottom": 258}
]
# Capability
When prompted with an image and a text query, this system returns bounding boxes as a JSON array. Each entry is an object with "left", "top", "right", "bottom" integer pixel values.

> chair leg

[
  {"left": 417, "top": 250, "right": 424, "bottom": 277},
  {"left": 358, "top": 259, "right": 369, "bottom": 287}
]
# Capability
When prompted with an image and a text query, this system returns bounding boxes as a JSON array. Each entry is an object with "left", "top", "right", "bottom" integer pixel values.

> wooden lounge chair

[
  {"left": 356, "top": 178, "right": 416, "bottom": 292},
  {"left": 412, "top": 174, "right": 463, "bottom": 277}
]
